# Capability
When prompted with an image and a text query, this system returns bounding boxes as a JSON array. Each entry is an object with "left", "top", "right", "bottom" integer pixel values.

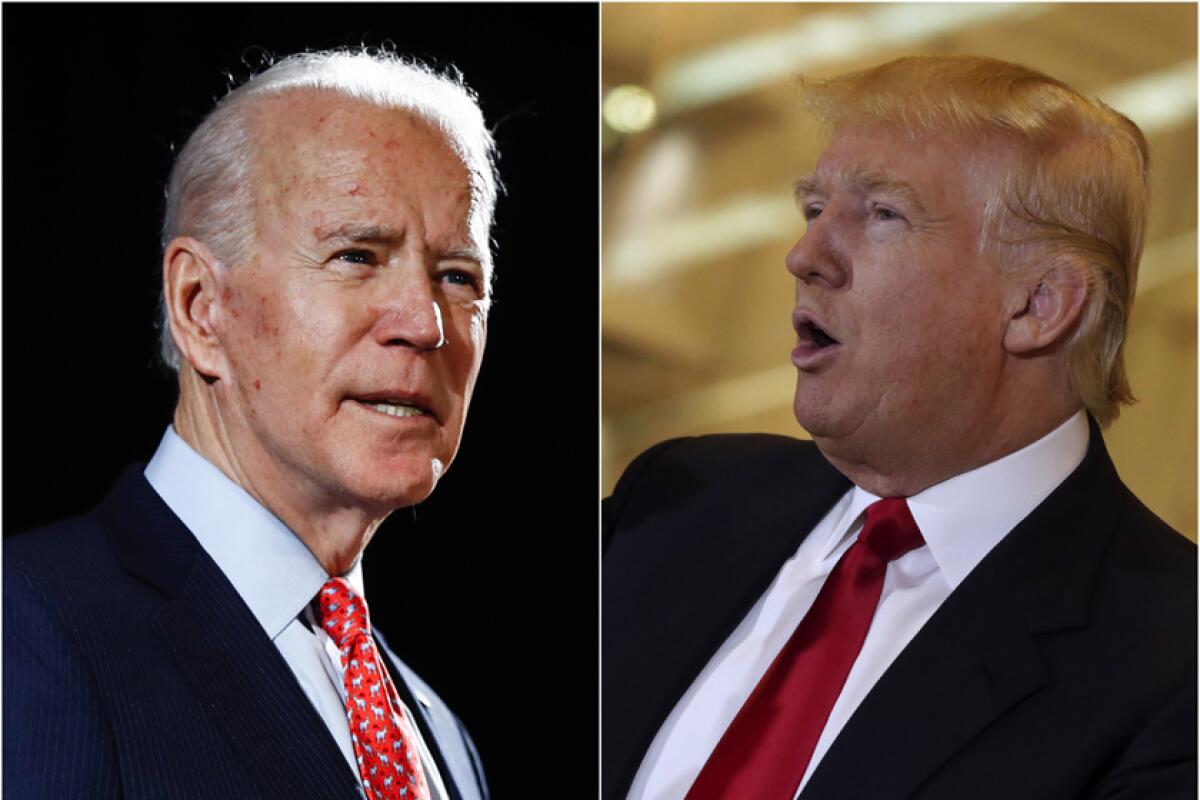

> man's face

[
  {"left": 211, "top": 92, "right": 488, "bottom": 514},
  {"left": 788, "top": 124, "right": 1014, "bottom": 475}
]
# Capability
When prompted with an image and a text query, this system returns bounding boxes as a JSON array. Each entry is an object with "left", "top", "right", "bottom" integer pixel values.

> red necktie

[
  {"left": 318, "top": 578, "right": 431, "bottom": 800},
  {"left": 686, "top": 497, "right": 925, "bottom": 799}
]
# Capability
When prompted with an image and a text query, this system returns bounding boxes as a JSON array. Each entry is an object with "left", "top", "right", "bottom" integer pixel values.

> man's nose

[
  {"left": 371, "top": 267, "right": 446, "bottom": 351},
  {"left": 785, "top": 215, "right": 847, "bottom": 290}
]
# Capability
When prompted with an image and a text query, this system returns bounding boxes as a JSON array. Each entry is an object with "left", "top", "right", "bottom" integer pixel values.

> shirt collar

[
  {"left": 144, "top": 426, "right": 366, "bottom": 640},
  {"left": 816, "top": 410, "right": 1090, "bottom": 589}
]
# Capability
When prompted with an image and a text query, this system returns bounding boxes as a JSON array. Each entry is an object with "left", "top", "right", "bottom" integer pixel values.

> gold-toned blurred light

[
  {"left": 604, "top": 85, "right": 657, "bottom": 133},
  {"left": 655, "top": 3, "right": 1044, "bottom": 115}
]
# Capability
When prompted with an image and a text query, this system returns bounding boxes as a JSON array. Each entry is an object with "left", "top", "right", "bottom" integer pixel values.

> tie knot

[
  {"left": 860, "top": 497, "right": 924, "bottom": 562},
  {"left": 317, "top": 577, "right": 371, "bottom": 649}
]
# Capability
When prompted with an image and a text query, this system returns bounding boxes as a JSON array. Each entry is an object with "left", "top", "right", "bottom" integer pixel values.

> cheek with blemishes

[
  {"left": 255, "top": 295, "right": 281, "bottom": 340},
  {"left": 221, "top": 277, "right": 322, "bottom": 433}
]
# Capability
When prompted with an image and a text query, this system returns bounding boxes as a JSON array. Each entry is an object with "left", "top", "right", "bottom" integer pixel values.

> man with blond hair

[
  {"left": 6, "top": 50, "right": 493, "bottom": 800},
  {"left": 604, "top": 55, "right": 1195, "bottom": 800}
]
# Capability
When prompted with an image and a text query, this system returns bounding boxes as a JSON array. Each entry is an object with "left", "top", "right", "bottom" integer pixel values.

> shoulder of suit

[
  {"left": 615, "top": 432, "right": 832, "bottom": 493},
  {"left": 6, "top": 512, "right": 116, "bottom": 588},
  {"left": 6, "top": 465, "right": 154, "bottom": 587},
  {"left": 5, "top": 514, "right": 122, "bottom": 677},
  {"left": 5, "top": 486, "right": 144, "bottom": 658},
  {"left": 604, "top": 433, "right": 845, "bottom": 544},
  {"left": 1103, "top": 489, "right": 1196, "bottom": 615}
]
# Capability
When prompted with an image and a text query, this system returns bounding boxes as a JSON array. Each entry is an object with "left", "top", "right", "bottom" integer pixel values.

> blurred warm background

[{"left": 602, "top": 3, "right": 1197, "bottom": 540}]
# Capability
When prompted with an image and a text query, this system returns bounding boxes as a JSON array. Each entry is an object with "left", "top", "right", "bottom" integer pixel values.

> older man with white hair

[{"left": 6, "top": 49, "right": 495, "bottom": 800}]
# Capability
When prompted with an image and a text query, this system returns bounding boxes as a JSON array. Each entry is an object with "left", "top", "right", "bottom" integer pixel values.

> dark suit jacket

[
  {"left": 603, "top": 426, "right": 1196, "bottom": 799},
  {"left": 4, "top": 466, "right": 488, "bottom": 800}
]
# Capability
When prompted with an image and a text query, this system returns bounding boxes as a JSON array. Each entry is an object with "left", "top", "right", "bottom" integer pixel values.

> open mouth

[
  {"left": 792, "top": 311, "right": 842, "bottom": 369},
  {"left": 796, "top": 318, "right": 840, "bottom": 349},
  {"left": 365, "top": 401, "right": 426, "bottom": 418},
  {"left": 350, "top": 396, "right": 435, "bottom": 421}
]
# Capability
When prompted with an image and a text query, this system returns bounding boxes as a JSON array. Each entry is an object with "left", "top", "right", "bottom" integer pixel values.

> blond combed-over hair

[{"left": 800, "top": 55, "right": 1150, "bottom": 427}]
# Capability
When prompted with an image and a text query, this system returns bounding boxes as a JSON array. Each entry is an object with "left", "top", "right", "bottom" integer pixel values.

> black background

[{"left": 3, "top": 3, "right": 599, "bottom": 794}]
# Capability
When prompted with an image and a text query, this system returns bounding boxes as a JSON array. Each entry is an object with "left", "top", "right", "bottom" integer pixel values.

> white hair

[{"left": 159, "top": 48, "right": 499, "bottom": 370}]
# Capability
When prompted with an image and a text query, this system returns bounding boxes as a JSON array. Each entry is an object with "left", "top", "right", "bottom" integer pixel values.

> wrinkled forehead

[
  {"left": 247, "top": 92, "right": 488, "bottom": 250},
  {"left": 252, "top": 92, "right": 466, "bottom": 187}
]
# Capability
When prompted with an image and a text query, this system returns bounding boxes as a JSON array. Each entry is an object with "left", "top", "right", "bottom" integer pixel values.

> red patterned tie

[
  {"left": 318, "top": 578, "right": 431, "bottom": 800},
  {"left": 686, "top": 497, "right": 925, "bottom": 799}
]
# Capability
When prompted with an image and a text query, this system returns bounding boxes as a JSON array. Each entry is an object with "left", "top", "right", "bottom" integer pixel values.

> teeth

[{"left": 367, "top": 402, "right": 426, "bottom": 418}]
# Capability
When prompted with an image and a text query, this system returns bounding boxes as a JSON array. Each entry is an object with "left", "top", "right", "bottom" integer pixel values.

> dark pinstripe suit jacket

[{"left": 4, "top": 466, "right": 488, "bottom": 800}]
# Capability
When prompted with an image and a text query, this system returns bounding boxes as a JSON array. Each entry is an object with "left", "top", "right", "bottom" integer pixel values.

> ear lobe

[
  {"left": 1003, "top": 263, "right": 1089, "bottom": 355},
  {"left": 162, "top": 236, "right": 228, "bottom": 379}
]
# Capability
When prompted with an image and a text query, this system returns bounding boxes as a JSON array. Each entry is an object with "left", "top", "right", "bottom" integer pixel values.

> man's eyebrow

[
  {"left": 315, "top": 224, "right": 405, "bottom": 244},
  {"left": 793, "top": 175, "right": 821, "bottom": 204},
  {"left": 792, "top": 169, "right": 928, "bottom": 216},
  {"left": 315, "top": 223, "right": 486, "bottom": 266},
  {"left": 440, "top": 246, "right": 484, "bottom": 264},
  {"left": 846, "top": 167, "right": 926, "bottom": 213}
]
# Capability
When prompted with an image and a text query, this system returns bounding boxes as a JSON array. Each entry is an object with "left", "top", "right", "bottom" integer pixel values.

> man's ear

[
  {"left": 1003, "top": 261, "right": 1089, "bottom": 355},
  {"left": 162, "top": 236, "right": 228, "bottom": 380}
]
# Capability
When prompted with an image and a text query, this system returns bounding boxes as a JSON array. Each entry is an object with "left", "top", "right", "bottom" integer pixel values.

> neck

[
  {"left": 174, "top": 369, "right": 387, "bottom": 575},
  {"left": 819, "top": 394, "right": 1083, "bottom": 498}
]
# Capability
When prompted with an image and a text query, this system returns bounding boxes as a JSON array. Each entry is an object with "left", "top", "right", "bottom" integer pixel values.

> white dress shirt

[
  {"left": 145, "top": 427, "right": 449, "bottom": 799},
  {"left": 627, "top": 410, "right": 1090, "bottom": 799}
]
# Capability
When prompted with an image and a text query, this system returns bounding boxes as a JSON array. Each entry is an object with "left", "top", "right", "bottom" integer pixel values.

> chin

[
  {"left": 793, "top": 395, "right": 837, "bottom": 440},
  {"left": 341, "top": 457, "right": 445, "bottom": 511},
  {"left": 793, "top": 399, "right": 869, "bottom": 469},
  {"left": 793, "top": 376, "right": 871, "bottom": 442}
]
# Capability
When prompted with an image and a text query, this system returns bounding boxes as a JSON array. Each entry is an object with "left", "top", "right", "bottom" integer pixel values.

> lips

[
  {"left": 792, "top": 309, "right": 842, "bottom": 369},
  {"left": 793, "top": 310, "right": 840, "bottom": 346},
  {"left": 348, "top": 390, "right": 438, "bottom": 422}
]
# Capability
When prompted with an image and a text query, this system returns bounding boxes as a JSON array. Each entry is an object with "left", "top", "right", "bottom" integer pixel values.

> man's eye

[
  {"left": 335, "top": 250, "right": 375, "bottom": 265},
  {"left": 803, "top": 204, "right": 823, "bottom": 222},
  {"left": 441, "top": 270, "right": 481, "bottom": 291},
  {"left": 872, "top": 206, "right": 902, "bottom": 222}
]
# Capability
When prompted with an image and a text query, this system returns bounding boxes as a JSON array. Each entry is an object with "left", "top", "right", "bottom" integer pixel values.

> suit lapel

[
  {"left": 799, "top": 569, "right": 1050, "bottom": 799},
  {"left": 97, "top": 468, "right": 363, "bottom": 800},
  {"left": 373, "top": 634, "right": 477, "bottom": 800},
  {"left": 604, "top": 442, "right": 851, "bottom": 795},
  {"left": 801, "top": 423, "right": 1120, "bottom": 799}
]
